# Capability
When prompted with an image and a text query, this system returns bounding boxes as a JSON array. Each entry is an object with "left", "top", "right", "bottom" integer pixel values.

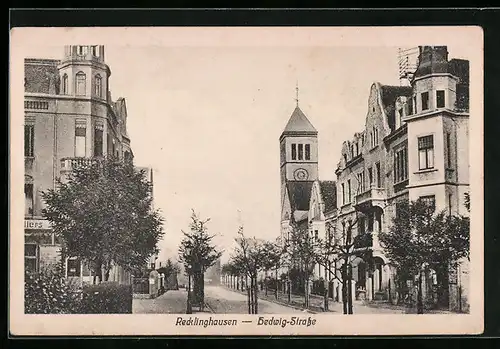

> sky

[{"left": 23, "top": 41, "right": 472, "bottom": 264}]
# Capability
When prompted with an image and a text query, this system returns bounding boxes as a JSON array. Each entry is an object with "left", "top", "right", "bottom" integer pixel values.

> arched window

[
  {"left": 75, "top": 72, "right": 86, "bottom": 96},
  {"left": 62, "top": 74, "right": 68, "bottom": 95},
  {"left": 95, "top": 74, "right": 102, "bottom": 98}
]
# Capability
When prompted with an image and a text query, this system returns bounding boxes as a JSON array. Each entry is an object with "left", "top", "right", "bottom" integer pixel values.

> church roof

[
  {"left": 280, "top": 106, "right": 317, "bottom": 138},
  {"left": 318, "top": 180, "right": 337, "bottom": 213},
  {"left": 287, "top": 181, "right": 313, "bottom": 212}
]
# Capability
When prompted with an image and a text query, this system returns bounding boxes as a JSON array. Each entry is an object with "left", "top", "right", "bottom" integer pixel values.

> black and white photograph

[{"left": 10, "top": 26, "right": 483, "bottom": 336}]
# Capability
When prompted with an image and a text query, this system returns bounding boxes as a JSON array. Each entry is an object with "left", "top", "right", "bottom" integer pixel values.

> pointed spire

[{"left": 294, "top": 80, "right": 299, "bottom": 107}]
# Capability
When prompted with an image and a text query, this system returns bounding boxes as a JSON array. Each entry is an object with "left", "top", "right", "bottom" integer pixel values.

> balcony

[
  {"left": 60, "top": 157, "right": 96, "bottom": 175},
  {"left": 354, "top": 187, "right": 386, "bottom": 212},
  {"left": 353, "top": 232, "right": 384, "bottom": 255}
]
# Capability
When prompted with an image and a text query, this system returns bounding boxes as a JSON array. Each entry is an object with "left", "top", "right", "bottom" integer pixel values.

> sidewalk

[{"left": 221, "top": 285, "right": 453, "bottom": 314}]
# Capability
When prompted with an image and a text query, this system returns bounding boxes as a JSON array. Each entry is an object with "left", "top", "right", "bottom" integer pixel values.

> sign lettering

[{"left": 24, "top": 219, "right": 51, "bottom": 230}]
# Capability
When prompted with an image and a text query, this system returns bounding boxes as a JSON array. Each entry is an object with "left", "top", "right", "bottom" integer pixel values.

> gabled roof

[
  {"left": 318, "top": 180, "right": 337, "bottom": 213},
  {"left": 286, "top": 181, "right": 313, "bottom": 212},
  {"left": 280, "top": 106, "right": 317, "bottom": 138}
]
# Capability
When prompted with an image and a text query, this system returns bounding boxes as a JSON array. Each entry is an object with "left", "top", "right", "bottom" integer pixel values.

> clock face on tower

[{"left": 294, "top": 168, "right": 309, "bottom": 181}]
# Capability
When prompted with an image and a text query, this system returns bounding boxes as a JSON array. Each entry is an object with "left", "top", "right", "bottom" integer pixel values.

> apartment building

[
  {"left": 332, "top": 46, "right": 470, "bottom": 311},
  {"left": 24, "top": 45, "right": 135, "bottom": 285}
]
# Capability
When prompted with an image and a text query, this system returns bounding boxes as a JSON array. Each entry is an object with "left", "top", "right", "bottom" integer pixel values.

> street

[
  {"left": 204, "top": 285, "right": 307, "bottom": 314},
  {"left": 133, "top": 289, "right": 191, "bottom": 314},
  {"left": 132, "top": 285, "right": 416, "bottom": 314},
  {"left": 132, "top": 286, "right": 308, "bottom": 314}
]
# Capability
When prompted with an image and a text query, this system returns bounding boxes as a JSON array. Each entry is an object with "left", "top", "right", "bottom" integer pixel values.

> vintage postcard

[{"left": 9, "top": 26, "right": 483, "bottom": 336}]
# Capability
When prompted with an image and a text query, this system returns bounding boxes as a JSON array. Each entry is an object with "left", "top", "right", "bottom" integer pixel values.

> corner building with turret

[{"left": 24, "top": 45, "right": 135, "bottom": 285}]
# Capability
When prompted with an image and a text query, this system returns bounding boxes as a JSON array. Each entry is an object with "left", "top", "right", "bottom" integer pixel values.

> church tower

[{"left": 279, "top": 89, "right": 318, "bottom": 233}]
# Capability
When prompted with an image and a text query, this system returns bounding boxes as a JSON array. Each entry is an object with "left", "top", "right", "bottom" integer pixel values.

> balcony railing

[
  {"left": 60, "top": 157, "right": 96, "bottom": 174},
  {"left": 355, "top": 187, "right": 386, "bottom": 206}
]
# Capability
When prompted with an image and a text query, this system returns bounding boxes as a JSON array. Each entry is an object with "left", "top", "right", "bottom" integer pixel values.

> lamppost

[{"left": 186, "top": 264, "right": 192, "bottom": 314}]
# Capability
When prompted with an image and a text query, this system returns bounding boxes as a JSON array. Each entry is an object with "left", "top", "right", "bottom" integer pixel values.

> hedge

[
  {"left": 80, "top": 282, "right": 133, "bottom": 314},
  {"left": 25, "top": 267, "right": 82, "bottom": 314}
]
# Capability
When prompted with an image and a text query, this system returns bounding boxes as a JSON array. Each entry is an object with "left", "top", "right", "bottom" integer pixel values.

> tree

[
  {"left": 178, "top": 210, "right": 223, "bottom": 307},
  {"left": 282, "top": 222, "right": 322, "bottom": 309},
  {"left": 378, "top": 199, "right": 470, "bottom": 313},
  {"left": 42, "top": 157, "right": 164, "bottom": 284},
  {"left": 261, "top": 239, "right": 282, "bottom": 297},
  {"left": 230, "top": 227, "right": 269, "bottom": 314}
]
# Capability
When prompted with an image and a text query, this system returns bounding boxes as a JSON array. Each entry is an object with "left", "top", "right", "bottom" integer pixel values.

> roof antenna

[{"left": 294, "top": 80, "right": 299, "bottom": 107}]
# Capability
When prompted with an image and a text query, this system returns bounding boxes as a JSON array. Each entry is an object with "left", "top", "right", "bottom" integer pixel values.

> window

[
  {"left": 62, "top": 74, "right": 68, "bottom": 94},
  {"left": 419, "top": 195, "right": 436, "bottom": 212},
  {"left": 368, "top": 213, "right": 374, "bottom": 231},
  {"left": 291, "top": 144, "right": 297, "bottom": 160},
  {"left": 298, "top": 144, "right": 304, "bottom": 160},
  {"left": 341, "top": 183, "right": 345, "bottom": 205},
  {"left": 347, "top": 179, "right": 351, "bottom": 203},
  {"left": 314, "top": 230, "right": 319, "bottom": 241},
  {"left": 75, "top": 122, "right": 86, "bottom": 157},
  {"left": 358, "top": 216, "right": 366, "bottom": 235},
  {"left": 418, "top": 135, "right": 434, "bottom": 170},
  {"left": 368, "top": 167, "right": 373, "bottom": 187},
  {"left": 446, "top": 132, "right": 452, "bottom": 168},
  {"left": 305, "top": 144, "right": 311, "bottom": 160},
  {"left": 95, "top": 74, "right": 102, "bottom": 98},
  {"left": 25, "top": 243, "right": 39, "bottom": 273},
  {"left": 94, "top": 125, "right": 103, "bottom": 157},
  {"left": 77, "top": 46, "right": 85, "bottom": 55},
  {"left": 25, "top": 183, "right": 34, "bottom": 216},
  {"left": 112, "top": 139, "right": 116, "bottom": 158},
  {"left": 24, "top": 124, "right": 34, "bottom": 157},
  {"left": 413, "top": 96, "right": 417, "bottom": 114},
  {"left": 357, "top": 171, "right": 365, "bottom": 193},
  {"left": 394, "top": 145, "right": 408, "bottom": 183},
  {"left": 91, "top": 45, "right": 99, "bottom": 57},
  {"left": 436, "top": 90, "right": 446, "bottom": 108},
  {"left": 375, "top": 162, "right": 381, "bottom": 187},
  {"left": 421, "top": 92, "right": 429, "bottom": 111},
  {"left": 75, "top": 72, "right": 86, "bottom": 96}
]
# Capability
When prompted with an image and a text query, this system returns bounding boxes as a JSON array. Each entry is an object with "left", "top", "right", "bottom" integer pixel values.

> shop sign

[{"left": 24, "top": 219, "right": 51, "bottom": 230}]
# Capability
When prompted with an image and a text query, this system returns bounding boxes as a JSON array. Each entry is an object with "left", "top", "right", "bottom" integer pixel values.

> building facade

[
  {"left": 24, "top": 45, "right": 136, "bottom": 285},
  {"left": 276, "top": 46, "right": 469, "bottom": 312},
  {"left": 331, "top": 46, "right": 470, "bottom": 311}
]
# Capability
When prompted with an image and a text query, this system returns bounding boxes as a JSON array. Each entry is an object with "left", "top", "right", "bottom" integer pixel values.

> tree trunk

[
  {"left": 347, "top": 264, "right": 353, "bottom": 314},
  {"left": 417, "top": 270, "right": 424, "bottom": 314},
  {"left": 253, "top": 276, "right": 259, "bottom": 314},
  {"left": 324, "top": 276, "right": 329, "bottom": 311},
  {"left": 275, "top": 269, "right": 279, "bottom": 300},
  {"left": 264, "top": 271, "right": 268, "bottom": 296},
  {"left": 341, "top": 265, "right": 348, "bottom": 314},
  {"left": 247, "top": 278, "right": 251, "bottom": 314}
]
